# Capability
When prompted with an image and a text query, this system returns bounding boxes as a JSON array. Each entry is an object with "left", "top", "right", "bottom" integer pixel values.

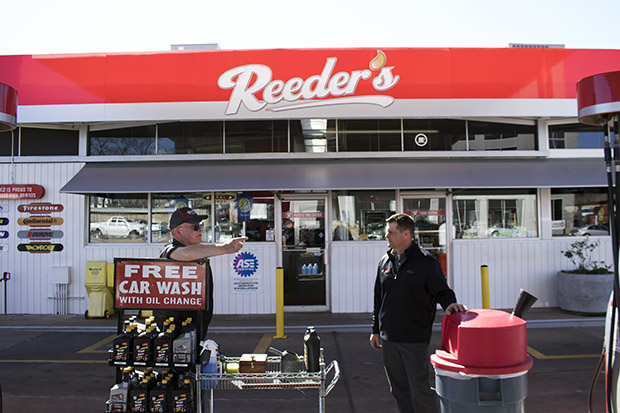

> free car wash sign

[{"left": 114, "top": 258, "right": 208, "bottom": 310}]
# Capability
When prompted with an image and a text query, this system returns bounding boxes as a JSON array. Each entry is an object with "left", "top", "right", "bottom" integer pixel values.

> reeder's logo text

[{"left": 217, "top": 50, "right": 399, "bottom": 115}]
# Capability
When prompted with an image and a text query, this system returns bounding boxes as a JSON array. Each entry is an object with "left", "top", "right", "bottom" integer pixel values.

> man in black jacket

[{"left": 370, "top": 213, "right": 466, "bottom": 413}]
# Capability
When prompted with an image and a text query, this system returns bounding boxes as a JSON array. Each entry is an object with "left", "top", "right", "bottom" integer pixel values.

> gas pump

[{"left": 577, "top": 70, "right": 620, "bottom": 413}]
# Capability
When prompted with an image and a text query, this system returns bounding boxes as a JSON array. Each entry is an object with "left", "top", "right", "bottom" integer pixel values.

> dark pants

[{"left": 381, "top": 340, "right": 439, "bottom": 413}]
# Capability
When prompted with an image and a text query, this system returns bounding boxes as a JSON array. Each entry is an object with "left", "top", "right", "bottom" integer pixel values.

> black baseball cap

[{"left": 169, "top": 207, "right": 208, "bottom": 230}]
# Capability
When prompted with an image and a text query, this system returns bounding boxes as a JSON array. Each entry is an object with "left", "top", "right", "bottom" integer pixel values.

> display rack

[
  {"left": 197, "top": 352, "right": 340, "bottom": 413},
  {"left": 106, "top": 258, "right": 210, "bottom": 412}
]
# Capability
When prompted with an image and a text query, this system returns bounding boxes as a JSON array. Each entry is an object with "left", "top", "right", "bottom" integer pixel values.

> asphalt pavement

[{"left": 0, "top": 308, "right": 608, "bottom": 413}]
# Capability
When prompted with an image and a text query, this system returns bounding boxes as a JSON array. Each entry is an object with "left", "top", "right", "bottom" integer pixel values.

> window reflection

[
  {"left": 213, "top": 191, "right": 275, "bottom": 242},
  {"left": 403, "top": 119, "right": 466, "bottom": 151},
  {"left": 89, "top": 125, "right": 156, "bottom": 155},
  {"left": 157, "top": 122, "right": 223, "bottom": 154},
  {"left": 225, "top": 121, "right": 288, "bottom": 153},
  {"left": 291, "top": 119, "right": 336, "bottom": 152},
  {"left": 337, "top": 119, "right": 401, "bottom": 151},
  {"left": 548, "top": 123, "right": 605, "bottom": 149},
  {"left": 551, "top": 188, "right": 608, "bottom": 236},
  {"left": 331, "top": 190, "right": 396, "bottom": 240},
  {"left": 151, "top": 194, "right": 211, "bottom": 243},
  {"left": 89, "top": 194, "right": 148, "bottom": 243},
  {"left": 453, "top": 190, "right": 538, "bottom": 239},
  {"left": 467, "top": 121, "right": 537, "bottom": 151}
]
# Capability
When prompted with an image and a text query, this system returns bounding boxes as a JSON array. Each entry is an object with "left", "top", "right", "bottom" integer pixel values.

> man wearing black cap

[{"left": 157, "top": 207, "right": 247, "bottom": 337}]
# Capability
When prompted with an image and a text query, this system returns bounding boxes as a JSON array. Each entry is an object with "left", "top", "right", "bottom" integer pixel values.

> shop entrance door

[
  {"left": 402, "top": 195, "right": 450, "bottom": 278},
  {"left": 280, "top": 196, "right": 327, "bottom": 308}
]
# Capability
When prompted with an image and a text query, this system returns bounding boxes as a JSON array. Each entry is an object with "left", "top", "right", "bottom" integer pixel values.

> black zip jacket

[{"left": 372, "top": 242, "right": 456, "bottom": 343}]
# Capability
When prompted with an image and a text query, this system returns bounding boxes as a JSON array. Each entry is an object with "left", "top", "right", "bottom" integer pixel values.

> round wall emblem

[
  {"left": 233, "top": 252, "right": 259, "bottom": 277},
  {"left": 414, "top": 133, "right": 428, "bottom": 147}
]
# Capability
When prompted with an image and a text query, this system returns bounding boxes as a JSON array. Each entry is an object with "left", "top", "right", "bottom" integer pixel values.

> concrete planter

[{"left": 556, "top": 271, "right": 613, "bottom": 314}]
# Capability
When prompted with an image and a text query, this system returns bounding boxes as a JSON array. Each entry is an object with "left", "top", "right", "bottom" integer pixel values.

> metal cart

[{"left": 197, "top": 353, "right": 340, "bottom": 413}]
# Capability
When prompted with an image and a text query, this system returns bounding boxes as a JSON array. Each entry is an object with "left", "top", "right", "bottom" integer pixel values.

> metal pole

[
  {"left": 610, "top": 117, "right": 620, "bottom": 413},
  {"left": 1, "top": 272, "right": 9, "bottom": 315},
  {"left": 319, "top": 348, "right": 326, "bottom": 413},
  {"left": 480, "top": 265, "right": 490, "bottom": 309},
  {"left": 274, "top": 267, "right": 287, "bottom": 339}
]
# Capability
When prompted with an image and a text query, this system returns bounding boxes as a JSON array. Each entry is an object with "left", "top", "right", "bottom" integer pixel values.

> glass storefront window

[
  {"left": 213, "top": 191, "right": 275, "bottom": 242},
  {"left": 89, "top": 194, "right": 148, "bottom": 243},
  {"left": 157, "top": 122, "right": 223, "bottom": 154},
  {"left": 551, "top": 188, "right": 609, "bottom": 236},
  {"left": 453, "top": 189, "right": 538, "bottom": 239},
  {"left": 20, "top": 127, "right": 79, "bottom": 156},
  {"left": 468, "top": 121, "right": 537, "bottom": 151},
  {"left": 548, "top": 123, "right": 605, "bottom": 149},
  {"left": 89, "top": 125, "right": 156, "bottom": 155},
  {"left": 403, "top": 119, "right": 467, "bottom": 151},
  {"left": 291, "top": 119, "right": 336, "bottom": 152},
  {"left": 0, "top": 130, "right": 16, "bottom": 156},
  {"left": 225, "top": 121, "right": 288, "bottom": 153},
  {"left": 151, "top": 194, "right": 212, "bottom": 243},
  {"left": 331, "top": 190, "right": 396, "bottom": 240},
  {"left": 337, "top": 119, "right": 402, "bottom": 152}
]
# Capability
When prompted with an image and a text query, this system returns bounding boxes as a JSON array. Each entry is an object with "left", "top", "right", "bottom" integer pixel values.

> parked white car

[
  {"left": 569, "top": 224, "right": 609, "bottom": 236},
  {"left": 90, "top": 216, "right": 146, "bottom": 239}
]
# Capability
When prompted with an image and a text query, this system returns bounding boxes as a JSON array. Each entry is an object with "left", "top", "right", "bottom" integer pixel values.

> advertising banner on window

[{"left": 114, "top": 258, "right": 207, "bottom": 310}]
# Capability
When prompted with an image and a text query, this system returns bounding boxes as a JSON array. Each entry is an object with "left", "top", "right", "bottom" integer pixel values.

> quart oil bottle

[
  {"left": 173, "top": 318, "right": 197, "bottom": 366},
  {"left": 171, "top": 378, "right": 194, "bottom": 413},
  {"left": 149, "top": 377, "right": 171, "bottom": 413},
  {"left": 134, "top": 324, "right": 157, "bottom": 366},
  {"left": 154, "top": 324, "right": 177, "bottom": 367},
  {"left": 109, "top": 366, "right": 137, "bottom": 412},
  {"left": 129, "top": 377, "right": 151, "bottom": 412},
  {"left": 113, "top": 323, "right": 138, "bottom": 365}
]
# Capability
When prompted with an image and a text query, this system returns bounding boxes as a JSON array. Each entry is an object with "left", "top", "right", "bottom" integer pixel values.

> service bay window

[
  {"left": 453, "top": 189, "right": 538, "bottom": 239},
  {"left": 331, "top": 190, "right": 396, "bottom": 241},
  {"left": 89, "top": 194, "right": 149, "bottom": 243},
  {"left": 151, "top": 194, "right": 211, "bottom": 243},
  {"left": 213, "top": 191, "right": 275, "bottom": 242},
  {"left": 550, "top": 188, "right": 609, "bottom": 236}
]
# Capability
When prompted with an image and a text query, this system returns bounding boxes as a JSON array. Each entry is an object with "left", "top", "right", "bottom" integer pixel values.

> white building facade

[{"left": 0, "top": 47, "right": 618, "bottom": 315}]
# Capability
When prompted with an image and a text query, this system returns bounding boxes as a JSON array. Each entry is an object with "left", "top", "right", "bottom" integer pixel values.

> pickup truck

[{"left": 90, "top": 216, "right": 146, "bottom": 239}]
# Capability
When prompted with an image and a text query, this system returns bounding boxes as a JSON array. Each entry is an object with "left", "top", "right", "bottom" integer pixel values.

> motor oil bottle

[
  {"left": 171, "top": 378, "right": 194, "bottom": 413},
  {"left": 173, "top": 318, "right": 196, "bottom": 366},
  {"left": 129, "top": 377, "right": 151, "bottom": 412},
  {"left": 134, "top": 324, "right": 157, "bottom": 366},
  {"left": 149, "top": 377, "right": 171, "bottom": 413},
  {"left": 154, "top": 324, "right": 177, "bottom": 367},
  {"left": 109, "top": 367, "right": 136, "bottom": 412},
  {"left": 113, "top": 323, "right": 137, "bottom": 365},
  {"left": 304, "top": 326, "right": 320, "bottom": 372}
]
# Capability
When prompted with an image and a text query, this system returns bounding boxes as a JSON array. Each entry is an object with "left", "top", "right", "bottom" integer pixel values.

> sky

[{"left": 1, "top": 0, "right": 619, "bottom": 55}]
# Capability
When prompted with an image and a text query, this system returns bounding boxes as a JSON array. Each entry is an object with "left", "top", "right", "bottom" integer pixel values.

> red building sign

[
  {"left": 18, "top": 203, "right": 64, "bottom": 213},
  {"left": 0, "top": 185, "right": 45, "bottom": 199},
  {"left": 114, "top": 259, "right": 208, "bottom": 310}
]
